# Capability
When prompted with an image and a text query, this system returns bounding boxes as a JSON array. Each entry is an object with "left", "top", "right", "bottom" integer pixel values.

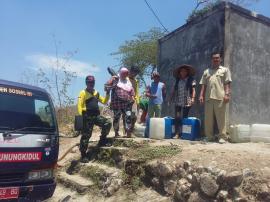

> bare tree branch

[{"left": 194, "top": 0, "right": 210, "bottom": 11}]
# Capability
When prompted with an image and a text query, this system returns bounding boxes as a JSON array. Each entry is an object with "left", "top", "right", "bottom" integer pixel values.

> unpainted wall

[
  {"left": 158, "top": 9, "right": 225, "bottom": 121},
  {"left": 227, "top": 9, "right": 270, "bottom": 124}
]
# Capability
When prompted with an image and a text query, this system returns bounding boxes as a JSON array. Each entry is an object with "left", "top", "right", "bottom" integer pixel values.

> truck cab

[{"left": 0, "top": 79, "right": 59, "bottom": 201}]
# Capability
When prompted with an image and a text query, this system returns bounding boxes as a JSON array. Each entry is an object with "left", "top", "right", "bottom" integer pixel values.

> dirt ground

[
  {"left": 164, "top": 140, "right": 270, "bottom": 181},
  {"left": 50, "top": 129, "right": 270, "bottom": 202}
]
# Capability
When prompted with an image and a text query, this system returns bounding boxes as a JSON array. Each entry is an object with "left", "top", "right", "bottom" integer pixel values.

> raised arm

[{"left": 98, "top": 91, "right": 110, "bottom": 104}]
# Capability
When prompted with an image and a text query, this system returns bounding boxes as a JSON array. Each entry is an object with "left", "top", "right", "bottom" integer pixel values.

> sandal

[{"left": 174, "top": 134, "right": 180, "bottom": 139}]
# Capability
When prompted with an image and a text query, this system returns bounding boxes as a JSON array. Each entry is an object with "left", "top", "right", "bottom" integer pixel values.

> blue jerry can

[
  {"left": 145, "top": 117, "right": 175, "bottom": 139},
  {"left": 145, "top": 118, "right": 150, "bottom": 138},
  {"left": 164, "top": 117, "right": 175, "bottom": 139},
  {"left": 181, "top": 117, "right": 201, "bottom": 141}
]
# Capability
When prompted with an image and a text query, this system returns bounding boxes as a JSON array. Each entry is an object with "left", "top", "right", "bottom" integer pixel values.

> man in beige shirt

[{"left": 199, "top": 52, "right": 232, "bottom": 143}]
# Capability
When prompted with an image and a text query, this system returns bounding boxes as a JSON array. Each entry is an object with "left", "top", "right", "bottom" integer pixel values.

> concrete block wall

[{"left": 158, "top": 1, "right": 270, "bottom": 126}]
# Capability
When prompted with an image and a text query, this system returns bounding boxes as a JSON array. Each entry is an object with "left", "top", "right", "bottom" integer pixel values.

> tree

[
  {"left": 21, "top": 36, "right": 78, "bottom": 124},
  {"left": 21, "top": 35, "right": 77, "bottom": 108},
  {"left": 188, "top": 0, "right": 260, "bottom": 22},
  {"left": 112, "top": 27, "right": 166, "bottom": 86}
]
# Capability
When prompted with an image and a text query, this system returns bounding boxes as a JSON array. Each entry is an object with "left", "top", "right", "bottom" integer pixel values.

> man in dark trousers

[{"left": 77, "top": 75, "right": 112, "bottom": 163}]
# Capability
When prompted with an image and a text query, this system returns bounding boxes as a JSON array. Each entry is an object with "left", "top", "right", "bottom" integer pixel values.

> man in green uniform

[
  {"left": 78, "top": 75, "right": 112, "bottom": 163},
  {"left": 199, "top": 52, "right": 232, "bottom": 143}
]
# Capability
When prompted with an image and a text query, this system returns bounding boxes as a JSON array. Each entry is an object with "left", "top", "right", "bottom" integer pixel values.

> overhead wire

[{"left": 143, "top": 0, "right": 169, "bottom": 33}]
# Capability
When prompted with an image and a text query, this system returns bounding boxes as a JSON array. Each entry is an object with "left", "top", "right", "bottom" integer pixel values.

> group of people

[
  {"left": 77, "top": 51, "right": 232, "bottom": 162},
  {"left": 77, "top": 66, "right": 141, "bottom": 162}
]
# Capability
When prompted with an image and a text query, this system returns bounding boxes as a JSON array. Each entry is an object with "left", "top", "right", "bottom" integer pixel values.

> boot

[
  {"left": 126, "top": 131, "right": 132, "bottom": 138},
  {"left": 97, "top": 138, "right": 111, "bottom": 147},
  {"left": 80, "top": 152, "right": 89, "bottom": 163},
  {"left": 115, "top": 131, "right": 120, "bottom": 138}
]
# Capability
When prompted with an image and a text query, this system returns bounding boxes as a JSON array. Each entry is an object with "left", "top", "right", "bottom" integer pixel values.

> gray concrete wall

[
  {"left": 226, "top": 8, "right": 270, "bottom": 124},
  {"left": 158, "top": 7, "right": 225, "bottom": 121},
  {"left": 158, "top": 2, "right": 270, "bottom": 127}
]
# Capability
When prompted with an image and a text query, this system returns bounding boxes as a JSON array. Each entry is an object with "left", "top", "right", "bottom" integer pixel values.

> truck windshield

[{"left": 0, "top": 93, "right": 56, "bottom": 133}]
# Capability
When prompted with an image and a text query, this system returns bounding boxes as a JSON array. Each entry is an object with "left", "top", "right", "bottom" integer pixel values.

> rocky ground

[{"left": 46, "top": 127, "right": 270, "bottom": 202}]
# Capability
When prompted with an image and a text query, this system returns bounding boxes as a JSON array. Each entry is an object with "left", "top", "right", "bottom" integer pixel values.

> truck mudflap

[{"left": 1, "top": 182, "right": 56, "bottom": 201}]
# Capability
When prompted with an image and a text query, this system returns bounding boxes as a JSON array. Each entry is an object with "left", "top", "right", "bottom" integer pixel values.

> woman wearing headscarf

[{"left": 109, "top": 67, "right": 135, "bottom": 137}]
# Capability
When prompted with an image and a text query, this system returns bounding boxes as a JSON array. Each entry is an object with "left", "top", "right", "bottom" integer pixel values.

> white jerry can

[
  {"left": 133, "top": 123, "right": 146, "bottom": 138},
  {"left": 229, "top": 125, "right": 250, "bottom": 143},
  {"left": 250, "top": 124, "right": 270, "bottom": 143},
  {"left": 148, "top": 117, "right": 174, "bottom": 139}
]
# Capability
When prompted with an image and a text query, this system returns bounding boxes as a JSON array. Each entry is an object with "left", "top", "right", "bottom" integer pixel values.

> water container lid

[{"left": 188, "top": 117, "right": 198, "bottom": 119}]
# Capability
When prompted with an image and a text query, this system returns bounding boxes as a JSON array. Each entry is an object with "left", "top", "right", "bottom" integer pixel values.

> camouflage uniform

[
  {"left": 80, "top": 114, "right": 111, "bottom": 155},
  {"left": 78, "top": 85, "right": 111, "bottom": 158}
]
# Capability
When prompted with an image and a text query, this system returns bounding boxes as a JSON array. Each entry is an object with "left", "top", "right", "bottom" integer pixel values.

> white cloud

[{"left": 25, "top": 54, "right": 100, "bottom": 77}]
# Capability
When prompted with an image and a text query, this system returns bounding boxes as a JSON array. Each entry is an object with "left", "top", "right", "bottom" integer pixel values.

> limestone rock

[
  {"left": 225, "top": 171, "right": 243, "bottom": 187},
  {"left": 106, "top": 186, "right": 115, "bottom": 197},
  {"left": 145, "top": 161, "right": 159, "bottom": 176},
  {"left": 176, "top": 167, "right": 187, "bottom": 178},
  {"left": 111, "top": 171, "right": 120, "bottom": 178},
  {"left": 125, "top": 159, "right": 144, "bottom": 176},
  {"left": 178, "top": 178, "right": 190, "bottom": 186},
  {"left": 206, "top": 166, "right": 213, "bottom": 174},
  {"left": 187, "top": 167, "right": 195, "bottom": 175},
  {"left": 242, "top": 168, "right": 254, "bottom": 178},
  {"left": 145, "top": 161, "right": 173, "bottom": 177},
  {"left": 183, "top": 160, "right": 191, "bottom": 170},
  {"left": 196, "top": 165, "right": 204, "bottom": 174},
  {"left": 186, "top": 174, "right": 193, "bottom": 183},
  {"left": 217, "top": 170, "right": 227, "bottom": 185},
  {"left": 217, "top": 190, "right": 228, "bottom": 201},
  {"left": 187, "top": 192, "right": 208, "bottom": 202},
  {"left": 234, "top": 198, "right": 248, "bottom": 202},
  {"left": 174, "top": 188, "right": 185, "bottom": 202},
  {"left": 257, "top": 183, "right": 270, "bottom": 201},
  {"left": 151, "top": 177, "right": 160, "bottom": 188},
  {"left": 175, "top": 162, "right": 184, "bottom": 169},
  {"left": 211, "top": 168, "right": 221, "bottom": 176},
  {"left": 157, "top": 162, "right": 173, "bottom": 177},
  {"left": 175, "top": 179, "right": 192, "bottom": 201},
  {"left": 164, "top": 180, "right": 177, "bottom": 195},
  {"left": 200, "top": 173, "right": 219, "bottom": 197},
  {"left": 105, "top": 178, "right": 123, "bottom": 196},
  {"left": 191, "top": 172, "right": 200, "bottom": 190}
]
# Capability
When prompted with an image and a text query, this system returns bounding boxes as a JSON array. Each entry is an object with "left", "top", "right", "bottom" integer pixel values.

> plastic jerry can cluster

[
  {"left": 181, "top": 117, "right": 201, "bottom": 141},
  {"left": 229, "top": 125, "right": 250, "bottom": 143},
  {"left": 145, "top": 117, "right": 175, "bottom": 139},
  {"left": 250, "top": 124, "right": 270, "bottom": 143}
]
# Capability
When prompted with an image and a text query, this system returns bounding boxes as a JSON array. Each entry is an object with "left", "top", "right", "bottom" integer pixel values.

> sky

[{"left": 0, "top": 0, "right": 269, "bottom": 103}]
